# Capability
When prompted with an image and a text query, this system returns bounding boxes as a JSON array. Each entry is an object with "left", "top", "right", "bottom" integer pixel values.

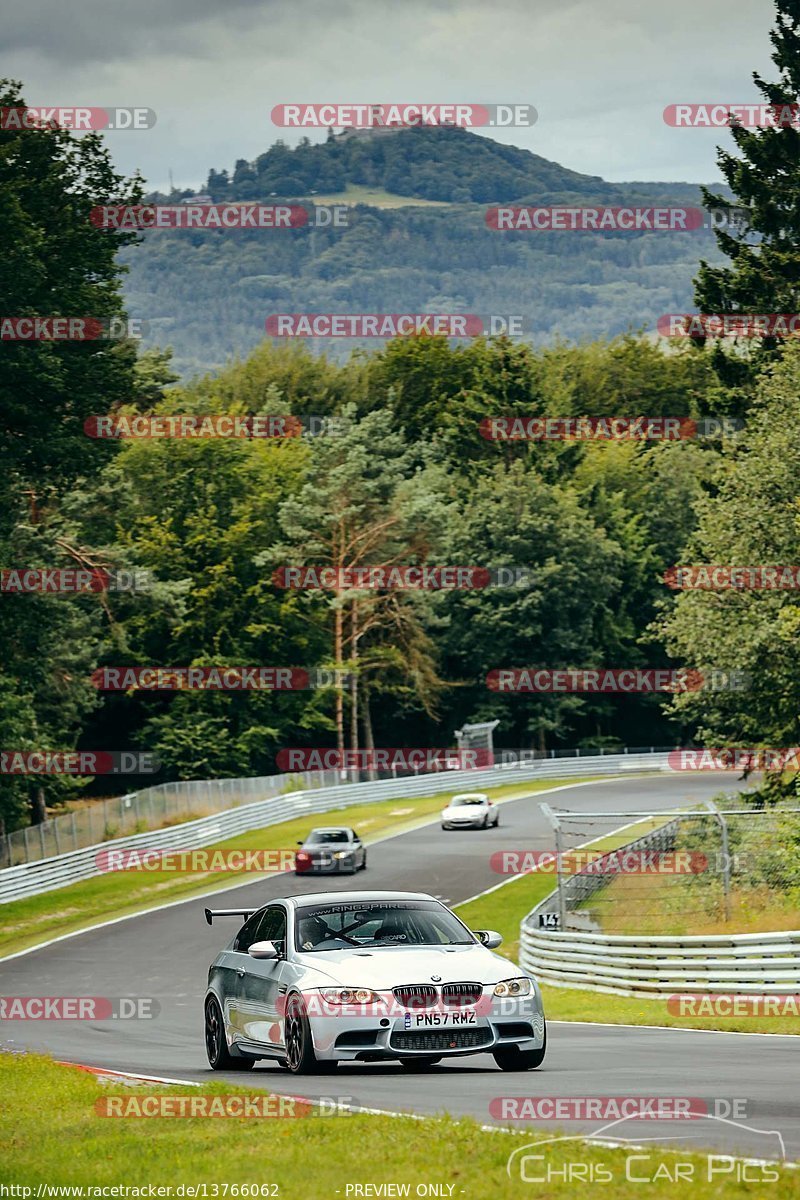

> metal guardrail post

[
  {"left": 540, "top": 802, "right": 566, "bottom": 929},
  {"left": 703, "top": 798, "right": 731, "bottom": 923}
]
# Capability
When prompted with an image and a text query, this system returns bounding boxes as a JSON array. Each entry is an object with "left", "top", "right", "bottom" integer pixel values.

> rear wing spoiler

[{"left": 205, "top": 907, "right": 257, "bottom": 925}]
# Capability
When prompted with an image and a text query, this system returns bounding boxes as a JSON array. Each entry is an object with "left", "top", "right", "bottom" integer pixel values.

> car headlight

[
  {"left": 493, "top": 978, "right": 532, "bottom": 997},
  {"left": 319, "top": 988, "right": 382, "bottom": 1005},
  {"left": 333, "top": 851, "right": 351, "bottom": 859}
]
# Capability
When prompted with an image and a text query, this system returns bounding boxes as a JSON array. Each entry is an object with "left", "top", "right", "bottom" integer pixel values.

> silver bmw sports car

[{"left": 204, "top": 890, "right": 546, "bottom": 1075}]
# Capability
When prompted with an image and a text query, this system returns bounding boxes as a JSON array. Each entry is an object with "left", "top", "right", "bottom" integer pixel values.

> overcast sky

[{"left": 3, "top": 0, "right": 778, "bottom": 192}]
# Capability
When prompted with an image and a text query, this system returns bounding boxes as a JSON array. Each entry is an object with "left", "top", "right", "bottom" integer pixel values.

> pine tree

[{"left": 694, "top": 0, "right": 800, "bottom": 382}]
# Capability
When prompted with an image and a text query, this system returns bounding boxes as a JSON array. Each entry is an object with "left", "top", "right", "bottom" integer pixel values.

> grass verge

[
  {"left": 0, "top": 776, "right": 599, "bottom": 961},
  {"left": 2, "top": 1053, "right": 796, "bottom": 1192}
]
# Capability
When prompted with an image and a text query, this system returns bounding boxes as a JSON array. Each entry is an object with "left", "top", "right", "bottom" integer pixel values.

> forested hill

[
  {"left": 201, "top": 125, "right": 610, "bottom": 205},
  {"left": 162, "top": 124, "right": 716, "bottom": 207},
  {"left": 129, "top": 127, "right": 729, "bottom": 377}
]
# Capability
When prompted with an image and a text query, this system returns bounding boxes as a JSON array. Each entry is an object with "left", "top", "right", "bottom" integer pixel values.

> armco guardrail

[
  {"left": 519, "top": 814, "right": 800, "bottom": 996},
  {"left": 0, "top": 744, "right": 676, "bottom": 868},
  {"left": 519, "top": 925, "right": 800, "bottom": 996},
  {"left": 0, "top": 751, "right": 668, "bottom": 904}
]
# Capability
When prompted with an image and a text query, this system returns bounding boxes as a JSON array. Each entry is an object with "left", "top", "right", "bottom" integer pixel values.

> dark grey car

[{"left": 294, "top": 826, "right": 367, "bottom": 875}]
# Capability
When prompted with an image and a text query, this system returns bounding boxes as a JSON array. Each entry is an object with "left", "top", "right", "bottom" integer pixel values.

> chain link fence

[{"left": 539, "top": 802, "right": 800, "bottom": 932}]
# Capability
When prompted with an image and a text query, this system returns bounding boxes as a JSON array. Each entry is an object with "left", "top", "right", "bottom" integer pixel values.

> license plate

[{"left": 414, "top": 1010, "right": 476, "bottom": 1026}]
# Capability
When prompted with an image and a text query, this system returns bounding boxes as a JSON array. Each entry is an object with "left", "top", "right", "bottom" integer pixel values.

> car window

[
  {"left": 453, "top": 796, "right": 485, "bottom": 806},
  {"left": 308, "top": 830, "right": 349, "bottom": 844},
  {"left": 257, "top": 906, "right": 287, "bottom": 951},
  {"left": 295, "top": 900, "right": 476, "bottom": 951},
  {"left": 234, "top": 908, "right": 267, "bottom": 952}
]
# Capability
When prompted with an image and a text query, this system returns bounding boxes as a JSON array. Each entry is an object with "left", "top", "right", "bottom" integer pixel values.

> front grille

[
  {"left": 391, "top": 1028, "right": 492, "bottom": 1053},
  {"left": 393, "top": 985, "right": 437, "bottom": 1010},
  {"left": 441, "top": 982, "right": 483, "bottom": 1007}
]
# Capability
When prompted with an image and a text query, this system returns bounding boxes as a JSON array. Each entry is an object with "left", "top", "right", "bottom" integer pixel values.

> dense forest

[
  {"left": 129, "top": 127, "right": 730, "bottom": 376},
  {"left": 2, "top": 0, "right": 800, "bottom": 832}
]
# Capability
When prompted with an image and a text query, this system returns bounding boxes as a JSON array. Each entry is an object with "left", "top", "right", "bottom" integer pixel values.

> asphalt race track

[{"left": 2, "top": 773, "right": 798, "bottom": 1162}]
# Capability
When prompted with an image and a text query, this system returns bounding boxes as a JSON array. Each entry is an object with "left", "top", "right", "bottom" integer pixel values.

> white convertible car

[
  {"left": 204, "top": 891, "right": 546, "bottom": 1075},
  {"left": 440, "top": 792, "right": 499, "bottom": 830}
]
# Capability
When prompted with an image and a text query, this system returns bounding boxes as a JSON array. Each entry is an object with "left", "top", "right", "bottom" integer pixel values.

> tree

[
  {"left": 265, "top": 406, "right": 449, "bottom": 756},
  {"left": 0, "top": 79, "right": 141, "bottom": 830},
  {"left": 659, "top": 344, "right": 800, "bottom": 800},
  {"left": 694, "top": 0, "right": 800, "bottom": 384}
]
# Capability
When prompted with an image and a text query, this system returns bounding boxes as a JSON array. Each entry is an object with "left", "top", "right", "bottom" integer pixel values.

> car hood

[
  {"left": 292, "top": 944, "right": 517, "bottom": 988},
  {"left": 441, "top": 806, "right": 485, "bottom": 817}
]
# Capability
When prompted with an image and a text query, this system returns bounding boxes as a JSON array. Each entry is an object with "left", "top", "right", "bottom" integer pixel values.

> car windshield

[
  {"left": 294, "top": 900, "right": 476, "bottom": 952},
  {"left": 452, "top": 796, "right": 485, "bottom": 806},
  {"left": 306, "top": 830, "right": 349, "bottom": 844}
]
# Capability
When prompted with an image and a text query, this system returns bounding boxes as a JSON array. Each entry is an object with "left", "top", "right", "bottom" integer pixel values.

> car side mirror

[
  {"left": 248, "top": 940, "right": 279, "bottom": 959},
  {"left": 475, "top": 930, "right": 503, "bottom": 949},
  {"left": 297, "top": 840, "right": 304, "bottom": 846}
]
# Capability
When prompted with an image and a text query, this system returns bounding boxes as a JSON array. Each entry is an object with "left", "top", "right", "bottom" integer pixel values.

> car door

[
  {"left": 236, "top": 905, "right": 291, "bottom": 1049},
  {"left": 222, "top": 908, "right": 266, "bottom": 1038}
]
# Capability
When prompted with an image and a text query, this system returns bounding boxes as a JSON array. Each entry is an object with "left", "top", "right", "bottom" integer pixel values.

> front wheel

[
  {"left": 492, "top": 1026, "right": 546, "bottom": 1072},
  {"left": 399, "top": 1057, "right": 441, "bottom": 1071},
  {"left": 284, "top": 993, "right": 337, "bottom": 1074},
  {"left": 205, "top": 996, "right": 254, "bottom": 1071}
]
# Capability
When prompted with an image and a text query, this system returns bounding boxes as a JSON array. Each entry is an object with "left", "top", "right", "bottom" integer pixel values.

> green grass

[
  {"left": 454, "top": 817, "right": 800, "bottom": 1036},
  {"left": 303, "top": 184, "right": 452, "bottom": 208},
  {"left": 0, "top": 776, "right": 598, "bottom": 960},
  {"left": 2, "top": 1053, "right": 797, "bottom": 1192}
]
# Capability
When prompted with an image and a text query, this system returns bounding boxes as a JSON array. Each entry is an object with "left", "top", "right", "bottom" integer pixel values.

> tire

[
  {"left": 205, "top": 996, "right": 255, "bottom": 1071},
  {"left": 399, "top": 1057, "right": 442, "bottom": 1071},
  {"left": 481, "top": 814, "right": 489, "bottom": 829},
  {"left": 492, "top": 1025, "right": 546, "bottom": 1072},
  {"left": 284, "top": 993, "right": 337, "bottom": 1074},
  {"left": 360, "top": 852, "right": 367, "bottom": 870}
]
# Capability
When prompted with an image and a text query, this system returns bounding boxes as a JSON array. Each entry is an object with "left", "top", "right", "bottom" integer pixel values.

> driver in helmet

[{"left": 298, "top": 914, "right": 333, "bottom": 950}]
